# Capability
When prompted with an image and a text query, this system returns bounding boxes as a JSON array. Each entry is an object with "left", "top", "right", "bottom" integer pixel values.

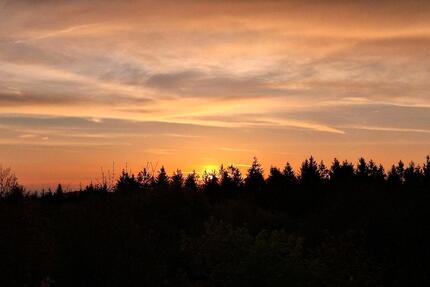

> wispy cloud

[
  {"left": 1, "top": 1, "right": 430, "bottom": 187},
  {"left": 218, "top": 147, "right": 255, "bottom": 153},
  {"left": 348, "top": 125, "right": 430, "bottom": 134}
]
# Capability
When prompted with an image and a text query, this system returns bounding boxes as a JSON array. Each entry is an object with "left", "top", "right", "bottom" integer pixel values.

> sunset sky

[{"left": 1, "top": 0, "right": 430, "bottom": 189}]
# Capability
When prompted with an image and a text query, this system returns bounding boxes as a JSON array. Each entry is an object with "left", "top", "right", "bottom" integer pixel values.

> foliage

[{"left": 1, "top": 156, "right": 430, "bottom": 286}]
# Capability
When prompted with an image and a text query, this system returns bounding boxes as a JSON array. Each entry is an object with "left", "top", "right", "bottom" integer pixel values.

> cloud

[
  {"left": 1, "top": 0, "right": 430, "bottom": 187},
  {"left": 0, "top": 114, "right": 214, "bottom": 142},
  {"left": 89, "top": 117, "right": 103, "bottom": 123},
  {"left": 218, "top": 147, "right": 255, "bottom": 153},
  {"left": 184, "top": 113, "right": 345, "bottom": 134},
  {"left": 19, "top": 134, "right": 36, "bottom": 138},
  {"left": 348, "top": 125, "right": 430, "bottom": 134},
  {"left": 0, "top": 91, "right": 86, "bottom": 106}
]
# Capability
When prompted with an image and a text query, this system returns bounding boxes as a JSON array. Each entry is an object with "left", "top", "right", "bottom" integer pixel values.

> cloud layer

[{"left": 1, "top": 0, "right": 429, "bottom": 187}]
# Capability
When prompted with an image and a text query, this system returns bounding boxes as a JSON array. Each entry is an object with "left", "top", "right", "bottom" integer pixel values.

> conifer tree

[{"left": 244, "top": 157, "right": 265, "bottom": 192}]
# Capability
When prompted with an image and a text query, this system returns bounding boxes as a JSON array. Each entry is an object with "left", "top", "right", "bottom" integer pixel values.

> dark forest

[{"left": 1, "top": 156, "right": 430, "bottom": 286}]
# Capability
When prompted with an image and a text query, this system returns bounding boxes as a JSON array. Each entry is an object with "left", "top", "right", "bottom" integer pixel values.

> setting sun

[{"left": 200, "top": 165, "right": 219, "bottom": 174}]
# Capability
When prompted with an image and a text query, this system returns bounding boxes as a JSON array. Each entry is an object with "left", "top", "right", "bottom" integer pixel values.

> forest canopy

[{"left": 1, "top": 156, "right": 430, "bottom": 287}]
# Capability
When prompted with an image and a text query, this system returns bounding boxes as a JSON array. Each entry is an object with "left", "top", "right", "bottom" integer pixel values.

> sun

[{"left": 200, "top": 164, "right": 219, "bottom": 174}]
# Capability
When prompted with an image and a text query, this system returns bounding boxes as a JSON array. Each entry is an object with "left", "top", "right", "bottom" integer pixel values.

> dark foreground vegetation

[{"left": 1, "top": 156, "right": 430, "bottom": 287}]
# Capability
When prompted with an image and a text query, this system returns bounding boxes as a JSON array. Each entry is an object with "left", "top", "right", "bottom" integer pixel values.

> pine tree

[
  {"left": 55, "top": 184, "right": 64, "bottom": 197},
  {"left": 330, "top": 159, "right": 354, "bottom": 184},
  {"left": 300, "top": 156, "right": 321, "bottom": 186},
  {"left": 318, "top": 161, "right": 329, "bottom": 183},
  {"left": 283, "top": 162, "right": 297, "bottom": 186},
  {"left": 184, "top": 171, "right": 199, "bottom": 192},
  {"left": 266, "top": 166, "right": 284, "bottom": 192},
  {"left": 155, "top": 166, "right": 169, "bottom": 190},
  {"left": 356, "top": 157, "right": 368, "bottom": 181},
  {"left": 171, "top": 169, "right": 184, "bottom": 191},
  {"left": 404, "top": 161, "right": 423, "bottom": 186},
  {"left": 244, "top": 157, "right": 265, "bottom": 192},
  {"left": 387, "top": 164, "right": 401, "bottom": 186},
  {"left": 203, "top": 170, "right": 219, "bottom": 193},
  {"left": 228, "top": 165, "right": 243, "bottom": 190},
  {"left": 396, "top": 160, "right": 405, "bottom": 184},
  {"left": 116, "top": 170, "right": 140, "bottom": 193}
]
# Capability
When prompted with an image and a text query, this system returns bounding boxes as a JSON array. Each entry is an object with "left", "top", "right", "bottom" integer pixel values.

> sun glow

[{"left": 200, "top": 164, "right": 219, "bottom": 174}]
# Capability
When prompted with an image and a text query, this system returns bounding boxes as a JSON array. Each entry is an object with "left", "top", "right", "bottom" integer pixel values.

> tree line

[
  {"left": 88, "top": 155, "right": 430, "bottom": 195},
  {"left": 1, "top": 156, "right": 430, "bottom": 286},
  {"left": 1, "top": 156, "right": 430, "bottom": 200}
]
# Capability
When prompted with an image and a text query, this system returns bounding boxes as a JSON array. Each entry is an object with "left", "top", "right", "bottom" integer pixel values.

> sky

[{"left": 1, "top": 0, "right": 430, "bottom": 189}]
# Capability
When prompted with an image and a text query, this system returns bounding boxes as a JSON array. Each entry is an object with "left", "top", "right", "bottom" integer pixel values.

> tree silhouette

[
  {"left": 387, "top": 164, "right": 401, "bottom": 186},
  {"left": 0, "top": 165, "right": 19, "bottom": 197},
  {"left": 203, "top": 170, "right": 219, "bottom": 193},
  {"left": 356, "top": 157, "right": 368, "bottom": 181},
  {"left": 171, "top": 169, "right": 184, "bottom": 192},
  {"left": 55, "top": 183, "right": 64, "bottom": 198},
  {"left": 6, "top": 184, "right": 25, "bottom": 201},
  {"left": 282, "top": 162, "right": 297, "bottom": 187},
  {"left": 367, "top": 160, "right": 385, "bottom": 184},
  {"left": 386, "top": 160, "right": 406, "bottom": 186},
  {"left": 396, "top": 160, "right": 405, "bottom": 184},
  {"left": 2, "top": 156, "right": 430, "bottom": 286},
  {"left": 318, "top": 160, "right": 329, "bottom": 183},
  {"left": 220, "top": 165, "right": 241, "bottom": 192},
  {"left": 266, "top": 166, "right": 284, "bottom": 192},
  {"left": 220, "top": 164, "right": 243, "bottom": 192},
  {"left": 115, "top": 170, "right": 140, "bottom": 193},
  {"left": 330, "top": 159, "right": 354, "bottom": 185},
  {"left": 244, "top": 157, "right": 265, "bottom": 192},
  {"left": 219, "top": 165, "right": 231, "bottom": 189},
  {"left": 299, "top": 156, "right": 321, "bottom": 187},
  {"left": 184, "top": 171, "right": 199, "bottom": 192},
  {"left": 137, "top": 168, "right": 154, "bottom": 191},
  {"left": 330, "top": 158, "right": 342, "bottom": 182},
  {"left": 404, "top": 161, "right": 422, "bottom": 187},
  {"left": 154, "top": 166, "right": 169, "bottom": 191}
]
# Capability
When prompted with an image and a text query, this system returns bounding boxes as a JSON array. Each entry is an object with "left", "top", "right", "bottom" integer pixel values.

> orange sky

[{"left": 1, "top": 0, "right": 430, "bottom": 189}]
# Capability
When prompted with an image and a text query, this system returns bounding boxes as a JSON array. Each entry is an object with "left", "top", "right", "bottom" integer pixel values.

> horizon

[
  {"left": 1, "top": 0, "right": 430, "bottom": 188},
  {"left": 10, "top": 154, "right": 430, "bottom": 191}
]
